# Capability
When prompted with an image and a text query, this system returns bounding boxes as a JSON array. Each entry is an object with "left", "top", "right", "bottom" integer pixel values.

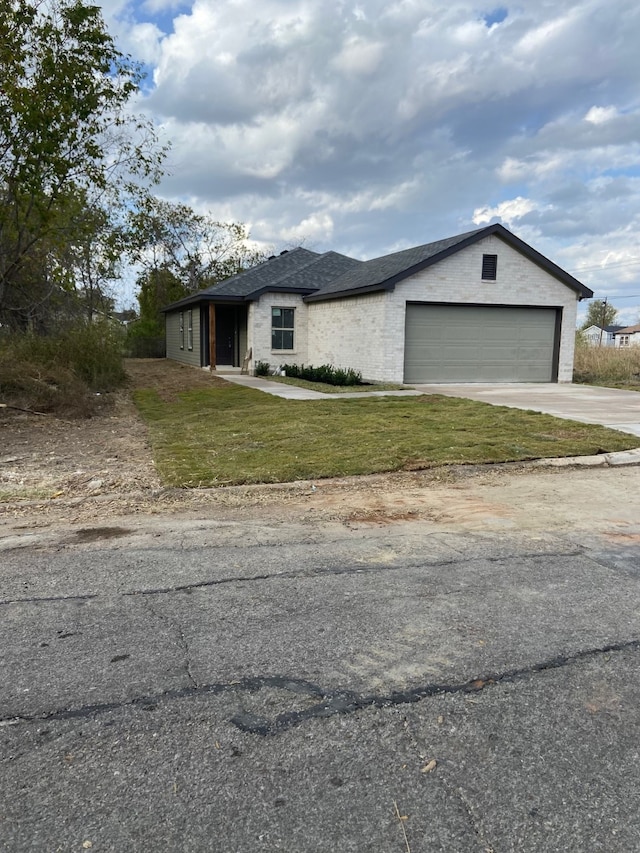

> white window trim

[
  {"left": 187, "top": 309, "right": 193, "bottom": 351},
  {"left": 179, "top": 311, "right": 184, "bottom": 350}
]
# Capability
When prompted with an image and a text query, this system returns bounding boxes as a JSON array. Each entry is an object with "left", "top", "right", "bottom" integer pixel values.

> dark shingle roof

[
  {"left": 307, "top": 223, "right": 592, "bottom": 300},
  {"left": 307, "top": 228, "right": 487, "bottom": 300},
  {"left": 202, "top": 247, "right": 321, "bottom": 298},
  {"left": 161, "top": 248, "right": 321, "bottom": 311},
  {"left": 162, "top": 223, "right": 592, "bottom": 312}
]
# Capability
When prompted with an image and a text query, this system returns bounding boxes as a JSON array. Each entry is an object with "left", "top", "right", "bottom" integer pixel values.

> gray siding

[{"left": 166, "top": 308, "right": 202, "bottom": 367}]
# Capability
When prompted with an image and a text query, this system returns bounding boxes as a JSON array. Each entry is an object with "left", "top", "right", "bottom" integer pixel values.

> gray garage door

[{"left": 404, "top": 304, "right": 558, "bottom": 383}]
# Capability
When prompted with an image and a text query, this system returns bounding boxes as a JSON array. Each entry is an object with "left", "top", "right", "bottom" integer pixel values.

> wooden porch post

[{"left": 209, "top": 304, "right": 216, "bottom": 371}]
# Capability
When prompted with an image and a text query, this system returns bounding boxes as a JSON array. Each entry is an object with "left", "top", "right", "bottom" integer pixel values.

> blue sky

[{"left": 99, "top": 0, "right": 640, "bottom": 324}]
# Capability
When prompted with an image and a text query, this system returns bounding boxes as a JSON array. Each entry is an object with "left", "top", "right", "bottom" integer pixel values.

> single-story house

[
  {"left": 582, "top": 324, "right": 625, "bottom": 347},
  {"left": 162, "top": 223, "right": 593, "bottom": 383},
  {"left": 614, "top": 324, "right": 640, "bottom": 348}
]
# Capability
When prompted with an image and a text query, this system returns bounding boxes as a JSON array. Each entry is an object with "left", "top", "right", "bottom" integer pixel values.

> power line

[
  {"left": 570, "top": 259, "right": 640, "bottom": 274},
  {"left": 585, "top": 293, "right": 640, "bottom": 300}
]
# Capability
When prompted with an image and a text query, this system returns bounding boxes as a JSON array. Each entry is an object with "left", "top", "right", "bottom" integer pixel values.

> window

[
  {"left": 187, "top": 309, "right": 193, "bottom": 351},
  {"left": 619, "top": 334, "right": 630, "bottom": 348},
  {"left": 482, "top": 254, "right": 498, "bottom": 280},
  {"left": 179, "top": 312, "right": 184, "bottom": 350},
  {"left": 272, "top": 307, "right": 295, "bottom": 350}
]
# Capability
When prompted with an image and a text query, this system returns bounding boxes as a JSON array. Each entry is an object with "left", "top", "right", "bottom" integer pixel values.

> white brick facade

[
  {"left": 240, "top": 234, "right": 583, "bottom": 382},
  {"left": 249, "top": 293, "right": 309, "bottom": 371},
  {"left": 167, "top": 231, "right": 591, "bottom": 382},
  {"left": 382, "top": 234, "right": 579, "bottom": 382},
  {"left": 306, "top": 293, "right": 388, "bottom": 380}
]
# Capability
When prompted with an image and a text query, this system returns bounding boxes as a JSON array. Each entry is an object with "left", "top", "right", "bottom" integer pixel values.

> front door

[{"left": 215, "top": 305, "right": 238, "bottom": 365}]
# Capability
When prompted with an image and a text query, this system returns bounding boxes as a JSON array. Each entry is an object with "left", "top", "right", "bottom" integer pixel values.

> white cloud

[
  {"left": 332, "top": 37, "right": 385, "bottom": 75},
  {"left": 472, "top": 197, "right": 539, "bottom": 227},
  {"left": 585, "top": 105, "right": 619, "bottom": 125},
  {"left": 94, "top": 0, "right": 640, "bottom": 318},
  {"left": 280, "top": 212, "right": 334, "bottom": 244}
]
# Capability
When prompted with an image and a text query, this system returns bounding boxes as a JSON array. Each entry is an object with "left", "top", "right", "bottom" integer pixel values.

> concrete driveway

[{"left": 412, "top": 382, "right": 640, "bottom": 437}]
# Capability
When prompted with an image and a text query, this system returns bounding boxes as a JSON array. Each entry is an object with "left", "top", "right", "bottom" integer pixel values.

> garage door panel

[{"left": 404, "top": 305, "right": 558, "bottom": 383}]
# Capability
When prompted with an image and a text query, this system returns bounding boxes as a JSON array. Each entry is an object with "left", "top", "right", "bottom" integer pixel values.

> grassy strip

[
  {"left": 263, "top": 375, "right": 409, "bottom": 393},
  {"left": 132, "top": 384, "right": 640, "bottom": 487}
]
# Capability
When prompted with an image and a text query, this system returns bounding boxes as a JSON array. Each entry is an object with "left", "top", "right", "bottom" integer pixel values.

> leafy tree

[
  {"left": 127, "top": 197, "right": 268, "bottom": 333},
  {"left": 128, "top": 197, "right": 266, "bottom": 294},
  {"left": 581, "top": 300, "right": 619, "bottom": 330},
  {"left": 0, "top": 0, "right": 165, "bottom": 327},
  {"left": 61, "top": 196, "right": 125, "bottom": 323},
  {"left": 132, "top": 265, "right": 188, "bottom": 338}
]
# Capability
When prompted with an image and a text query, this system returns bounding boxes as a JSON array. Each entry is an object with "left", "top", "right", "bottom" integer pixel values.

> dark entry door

[{"left": 215, "top": 305, "right": 237, "bottom": 365}]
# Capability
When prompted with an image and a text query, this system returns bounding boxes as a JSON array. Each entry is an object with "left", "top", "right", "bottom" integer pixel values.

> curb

[{"left": 533, "top": 448, "right": 640, "bottom": 468}]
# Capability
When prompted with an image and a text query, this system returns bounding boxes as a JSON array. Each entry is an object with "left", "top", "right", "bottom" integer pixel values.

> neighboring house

[
  {"left": 162, "top": 223, "right": 593, "bottom": 384},
  {"left": 582, "top": 324, "right": 625, "bottom": 347},
  {"left": 614, "top": 324, "right": 640, "bottom": 348}
]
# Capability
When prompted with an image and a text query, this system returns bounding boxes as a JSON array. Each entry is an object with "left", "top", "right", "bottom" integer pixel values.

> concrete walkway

[
  {"left": 412, "top": 382, "right": 640, "bottom": 437},
  {"left": 220, "top": 373, "right": 423, "bottom": 400}
]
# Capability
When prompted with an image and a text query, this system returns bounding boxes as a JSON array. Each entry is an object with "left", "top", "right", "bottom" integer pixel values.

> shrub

[
  {"left": 281, "top": 363, "right": 363, "bottom": 386},
  {"left": 254, "top": 360, "right": 271, "bottom": 376}
]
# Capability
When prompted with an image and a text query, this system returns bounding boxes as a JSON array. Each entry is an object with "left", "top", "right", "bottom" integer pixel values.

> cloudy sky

[{"left": 99, "top": 0, "right": 640, "bottom": 324}]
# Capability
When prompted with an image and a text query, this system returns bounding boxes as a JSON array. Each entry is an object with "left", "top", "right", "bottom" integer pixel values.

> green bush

[
  {"left": 254, "top": 360, "right": 271, "bottom": 376},
  {"left": 281, "top": 363, "right": 363, "bottom": 386}
]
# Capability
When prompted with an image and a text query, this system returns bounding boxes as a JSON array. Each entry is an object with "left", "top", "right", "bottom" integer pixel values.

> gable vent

[{"left": 482, "top": 254, "right": 498, "bottom": 280}]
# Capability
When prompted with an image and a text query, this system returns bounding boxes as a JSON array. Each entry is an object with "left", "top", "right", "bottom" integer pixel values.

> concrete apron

[{"left": 411, "top": 382, "right": 640, "bottom": 438}]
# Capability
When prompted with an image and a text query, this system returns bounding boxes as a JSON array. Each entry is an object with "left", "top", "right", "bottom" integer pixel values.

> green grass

[
  {"left": 132, "top": 384, "right": 640, "bottom": 487},
  {"left": 264, "top": 375, "right": 409, "bottom": 393}
]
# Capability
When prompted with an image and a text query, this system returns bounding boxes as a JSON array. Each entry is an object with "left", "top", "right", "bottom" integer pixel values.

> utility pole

[{"left": 599, "top": 298, "right": 607, "bottom": 347}]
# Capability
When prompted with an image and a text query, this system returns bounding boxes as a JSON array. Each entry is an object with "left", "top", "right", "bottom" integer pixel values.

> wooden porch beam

[{"left": 209, "top": 303, "right": 216, "bottom": 371}]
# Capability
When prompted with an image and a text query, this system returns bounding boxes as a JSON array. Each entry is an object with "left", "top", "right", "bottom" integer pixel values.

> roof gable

[
  {"left": 162, "top": 223, "right": 592, "bottom": 313},
  {"left": 306, "top": 223, "right": 592, "bottom": 302}
]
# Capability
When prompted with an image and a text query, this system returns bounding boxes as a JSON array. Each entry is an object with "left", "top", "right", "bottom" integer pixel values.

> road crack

[
  {"left": 3, "top": 638, "right": 639, "bottom": 734},
  {"left": 141, "top": 600, "right": 199, "bottom": 689}
]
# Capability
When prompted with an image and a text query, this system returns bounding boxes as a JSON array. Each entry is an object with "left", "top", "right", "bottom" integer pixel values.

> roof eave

[
  {"left": 161, "top": 294, "right": 246, "bottom": 312},
  {"left": 304, "top": 282, "right": 394, "bottom": 303}
]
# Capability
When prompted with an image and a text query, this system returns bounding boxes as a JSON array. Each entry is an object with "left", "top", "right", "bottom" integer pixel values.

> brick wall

[
  {"left": 307, "top": 293, "right": 391, "bottom": 380},
  {"left": 249, "top": 293, "right": 309, "bottom": 371},
  {"left": 386, "top": 234, "right": 579, "bottom": 382}
]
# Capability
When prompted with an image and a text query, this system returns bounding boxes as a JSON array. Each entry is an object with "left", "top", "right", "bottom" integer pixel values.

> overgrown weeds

[
  {"left": 573, "top": 344, "right": 640, "bottom": 388},
  {"left": 0, "top": 321, "right": 127, "bottom": 417}
]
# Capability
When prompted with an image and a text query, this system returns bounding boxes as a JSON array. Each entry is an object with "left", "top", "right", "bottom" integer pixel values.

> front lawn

[{"left": 131, "top": 378, "right": 640, "bottom": 487}]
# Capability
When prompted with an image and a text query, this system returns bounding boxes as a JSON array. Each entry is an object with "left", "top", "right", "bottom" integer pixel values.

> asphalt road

[{"left": 2, "top": 503, "right": 640, "bottom": 851}]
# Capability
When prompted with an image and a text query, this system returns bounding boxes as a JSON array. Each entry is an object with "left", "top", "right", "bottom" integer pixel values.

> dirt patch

[
  {"left": 68, "top": 527, "right": 131, "bottom": 543},
  {"left": 126, "top": 358, "right": 230, "bottom": 401},
  {"left": 0, "top": 360, "right": 232, "bottom": 508}
]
